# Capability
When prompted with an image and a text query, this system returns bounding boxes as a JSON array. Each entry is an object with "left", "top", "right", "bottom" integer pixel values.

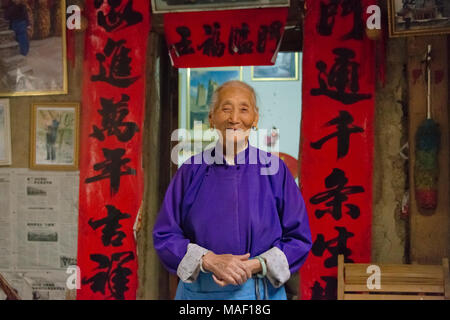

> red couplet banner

[
  {"left": 77, "top": 0, "right": 149, "bottom": 300},
  {"left": 164, "top": 8, "right": 288, "bottom": 68},
  {"left": 299, "top": 0, "right": 376, "bottom": 299}
]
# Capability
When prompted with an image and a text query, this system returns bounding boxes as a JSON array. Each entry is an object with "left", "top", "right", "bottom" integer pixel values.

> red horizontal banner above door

[{"left": 164, "top": 8, "right": 288, "bottom": 68}]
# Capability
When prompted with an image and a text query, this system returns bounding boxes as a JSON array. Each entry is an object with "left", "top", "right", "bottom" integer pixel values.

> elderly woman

[{"left": 153, "top": 80, "right": 312, "bottom": 300}]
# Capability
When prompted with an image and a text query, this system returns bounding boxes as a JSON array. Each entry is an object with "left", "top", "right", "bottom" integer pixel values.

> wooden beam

[
  {"left": 137, "top": 32, "right": 166, "bottom": 300},
  {"left": 444, "top": 258, "right": 450, "bottom": 300},
  {"left": 344, "top": 293, "right": 443, "bottom": 300},
  {"left": 337, "top": 254, "right": 344, "bottom": 300}
]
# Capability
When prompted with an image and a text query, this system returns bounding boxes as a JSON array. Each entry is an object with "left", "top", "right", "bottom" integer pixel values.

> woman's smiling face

[{"left": 209, "top": 84, "right": 259, "bottom": 146}]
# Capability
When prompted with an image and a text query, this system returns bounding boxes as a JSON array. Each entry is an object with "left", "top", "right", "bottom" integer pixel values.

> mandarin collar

[{"left": 208, "top": 142, "right": 252, "bottom": 166}]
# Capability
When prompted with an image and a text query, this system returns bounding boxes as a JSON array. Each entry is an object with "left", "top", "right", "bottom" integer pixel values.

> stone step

[
  {"left": 0, "top": 20, "right": 9, "bottom": 31},
  {"left": 0, "top": 64, "right": 11, "bottom": 89},
  {"left": 7, "top": 64, "right": 33, "bottom": 77},
  {"left": 0, "top": 64, "right": 34, "bottom": 91},
  {"left": 0, "top": 41, "right": 19, "bottom": 49},
  {"left": 7, "top": 65, "right": 34, "bottom": 89},
  {"left": 0, "top": 54, "right": 26, "bottom": 70},
  {"left": 0, "top": 41, "right": 19, "bottom": 59},
  {"left": 0, "top": 30, "right": 15, "bottom": 43}
]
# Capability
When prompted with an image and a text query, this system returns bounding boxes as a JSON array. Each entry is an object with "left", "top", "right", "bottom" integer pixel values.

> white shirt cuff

[
  {"left": 177, "top": 243, "right": 209, "bottom": 283},
  {"left": 259, "top": 247, "right": 290, "bottom": 288}
]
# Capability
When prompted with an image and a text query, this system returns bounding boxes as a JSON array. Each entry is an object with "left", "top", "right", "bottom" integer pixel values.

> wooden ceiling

[{"left": 150, "top": 0, "right": 304, "bottom": 51}]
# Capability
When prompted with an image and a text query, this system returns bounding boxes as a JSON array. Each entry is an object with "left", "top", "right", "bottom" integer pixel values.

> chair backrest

[
  {"left": 0, "top": 272, "right": 21, "bottom": 300},
  {"left": 337, "top": 254, "right": 449, "bottom": 300}
]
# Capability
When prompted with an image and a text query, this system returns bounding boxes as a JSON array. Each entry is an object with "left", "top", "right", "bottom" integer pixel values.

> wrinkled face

[{"left": 209, "top": 85, "right": 259, "bottom": 146}]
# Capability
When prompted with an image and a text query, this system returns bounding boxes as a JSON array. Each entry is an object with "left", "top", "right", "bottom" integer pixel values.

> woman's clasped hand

[{"left": 201, "top": 252, "right": 263, "bottom": 286}]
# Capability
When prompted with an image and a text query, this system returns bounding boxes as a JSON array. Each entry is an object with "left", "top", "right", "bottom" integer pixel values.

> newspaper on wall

[
  {"left": 0, "top": 171, "right": 12, "bottom": 270},
  {"left": 0, "top": 270, "right": 69, "bottom": 300},
  {"left": 0, "top": 168, "right": 79, "bottom": 300}
]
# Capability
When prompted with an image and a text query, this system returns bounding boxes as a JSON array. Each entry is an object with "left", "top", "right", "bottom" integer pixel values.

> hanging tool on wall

[{"left": 414, "top": 44, "right": 441, "bottom": 213}]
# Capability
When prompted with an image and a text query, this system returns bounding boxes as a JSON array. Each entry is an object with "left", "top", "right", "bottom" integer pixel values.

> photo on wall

[
  {"left": 389, "top": 0, "right": 450, "bottom": 37},
  {"left": 30, "top": 102, "right": 79, "bottom": 170},
  {"left": 152, "top": 0, "right": 290, "bottom": 13},
  {"left": 251, "top": 52, "right": 298, "bottom": 81},
  {"left": 0, "top": 98, "right": 11, "bottom": 165},
  {"left": 186, "top": 66, "right": 243, "bottom": 131},
  {"left": 0, "top": 0, "right": 67, "bottom": 96}
]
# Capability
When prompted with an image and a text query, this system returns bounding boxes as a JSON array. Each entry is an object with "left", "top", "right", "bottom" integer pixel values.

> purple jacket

[{"left": 153, "top": 144, "right": 312, "bottom": 275}]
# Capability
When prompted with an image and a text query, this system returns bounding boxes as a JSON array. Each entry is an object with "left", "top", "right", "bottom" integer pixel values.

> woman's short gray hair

[{"left": 208, "top": 80, "right": 259, "bottom": 117}]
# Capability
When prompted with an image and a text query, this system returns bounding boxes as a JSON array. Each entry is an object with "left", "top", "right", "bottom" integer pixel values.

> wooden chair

[
  {"left": 337, "top": 254, "right": 449, "bottom": 300},
  {"left": 0, "top": 272, "right": 20, "bottom": 300}
]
